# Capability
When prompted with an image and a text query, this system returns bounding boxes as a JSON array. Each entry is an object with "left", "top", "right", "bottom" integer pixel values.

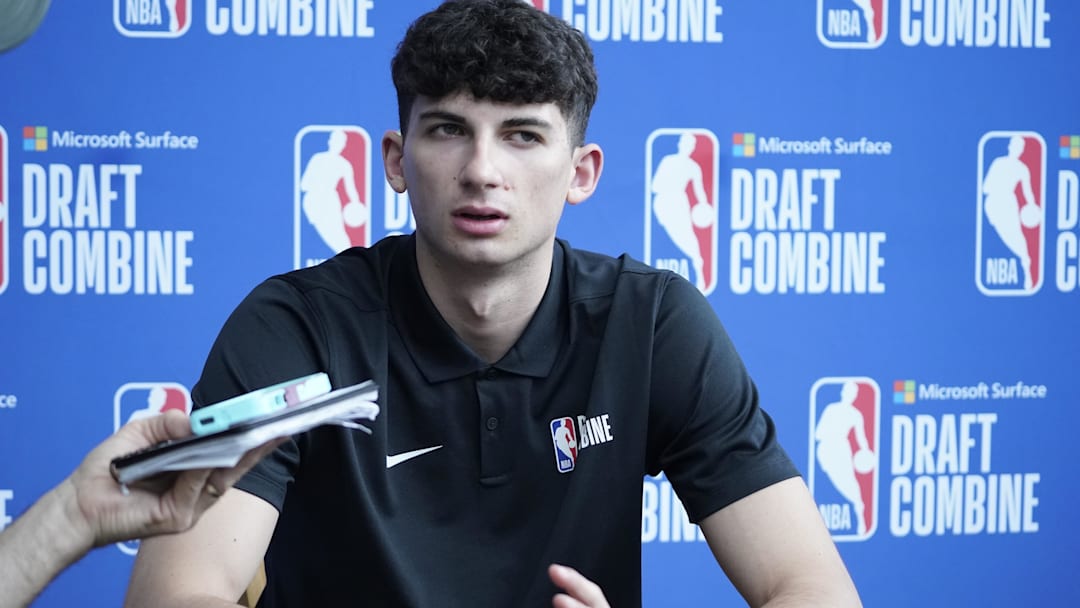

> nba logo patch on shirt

[
  {"left": 808, "top": 377, "right": 880, "bottom": 542},
  {"left": 550, "top": 417, "right": 578, "bottom": 473},
  {"left": 294, "top": 125, "right": 371, "bottom": 269},
  {"left": 112, "top": 381, "right": 191, "bottom": 555},
  {"left": 645, "top": 128, "right": 719, "bottom": 296},
  {"left": 114, "top": 0, "right": 191, "bottom": 38},
  {"left": 817, "top": 0, "right": 887, "bottom": 49},
  {"left": 0, "top": 125, "right": 8, "bottom": 295},
  {"left": 976, "top": 131, "right": 1046, "bottom": 296}
]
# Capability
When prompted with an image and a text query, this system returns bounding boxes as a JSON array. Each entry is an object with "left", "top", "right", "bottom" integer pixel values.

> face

[{"left": 383, "top": 92, "right": 602, "bottom": 273}]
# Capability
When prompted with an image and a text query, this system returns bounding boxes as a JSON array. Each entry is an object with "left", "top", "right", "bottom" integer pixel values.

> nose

[{"left": 458, "top": 138, "right": 505, "bottom": 190}]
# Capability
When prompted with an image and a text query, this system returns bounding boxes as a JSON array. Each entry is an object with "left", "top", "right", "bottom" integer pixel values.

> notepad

[{"left": 109, "top": 380, "right": 379, "bottom": 485}]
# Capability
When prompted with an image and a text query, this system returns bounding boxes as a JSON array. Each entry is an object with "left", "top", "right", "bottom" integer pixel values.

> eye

[
  {"left": 509, "top": 130, "right": 542, "bottom": 144},
  {"left": 431, "top": 123, "right": 465, "bottom": 137}
]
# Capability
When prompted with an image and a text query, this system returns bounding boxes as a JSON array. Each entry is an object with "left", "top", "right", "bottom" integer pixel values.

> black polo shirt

[{"left": 192, "top": 234, "right": 798, "bottom": 607}]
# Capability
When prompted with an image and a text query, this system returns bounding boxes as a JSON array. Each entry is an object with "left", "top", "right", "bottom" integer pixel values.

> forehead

[{"left": 410, "top": 92, "right": 569, "bottom": 131}]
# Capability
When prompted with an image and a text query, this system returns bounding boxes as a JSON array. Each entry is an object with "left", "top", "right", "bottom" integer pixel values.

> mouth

[
  {"left": 458, "top": 212, "right": 503, "bottom": 221},
  {"left": 454, "top": 207, "right": 507, "bottom": 221},
  {"left": 451, "top": 206, "right": 509, "bottom": 236}
]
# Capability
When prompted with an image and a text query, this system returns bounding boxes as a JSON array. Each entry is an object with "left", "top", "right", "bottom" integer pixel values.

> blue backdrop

[{"left": 1, "top": 1, "right": 1077, "bottom": 605}]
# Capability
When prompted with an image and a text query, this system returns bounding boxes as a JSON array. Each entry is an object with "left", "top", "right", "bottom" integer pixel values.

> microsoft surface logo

[
  {"left": 732, "top": 132, "right": 755, "bottom": 157},
  {"left": 893, "top": 380, "right": 915, "bottom": 404},
  {"left": 23, "top": 126, "right": 47, "bottom": 151},
  {"left": 1060, "top": 135, "right": 1079, "bottom": 159}
]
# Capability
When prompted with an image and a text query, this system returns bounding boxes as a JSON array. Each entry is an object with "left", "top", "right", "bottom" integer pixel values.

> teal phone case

[{"left": 191, "top": 372, "right": 332, "bottom": 435}]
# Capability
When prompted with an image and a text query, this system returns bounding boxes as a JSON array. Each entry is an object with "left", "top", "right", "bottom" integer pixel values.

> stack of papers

[{"left": 110, "top": 381, "right": 379, "bottom": 485}]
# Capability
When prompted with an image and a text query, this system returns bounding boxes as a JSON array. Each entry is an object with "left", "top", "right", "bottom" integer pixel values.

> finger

[
  {"left": 121, "top": 409, "right": 193, "bottom": 447},
  {"left": 163, "top": 468, "right": 216, "bottom": 532},
  {"left": 174, "top": 467, "right": 214, "bottom": 509},
  {"left": 548, "top": 564, "right": 608, "bottom": 608},
  {"left": 160, "top": 408, "right": 195, "bottom": 440},
  {"left": 208, "top": 436, "right": 288, "bottom": 493},
  {"left": 552, "top": 593, "right": 589, "bottom": 608}
]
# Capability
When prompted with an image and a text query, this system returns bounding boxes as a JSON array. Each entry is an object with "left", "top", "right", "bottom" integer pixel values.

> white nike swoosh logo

[{"left": 386, "top": 445, "right": 443, "bottom": 469}]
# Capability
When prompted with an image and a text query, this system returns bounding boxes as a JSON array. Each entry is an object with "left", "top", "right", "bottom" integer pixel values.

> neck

[{"left": 414, "top": 240, "right": 554, "bottom": 364}]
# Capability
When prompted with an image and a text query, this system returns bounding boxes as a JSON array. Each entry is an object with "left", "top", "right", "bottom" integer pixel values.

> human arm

[
  {"left": 0, "top": 410, "right": 282, "bottom": 608},
  {"left": 544, "top": 477, "right": 859, "bottom": 608},
  {"left": 124, "top": 488, "right": 278, "bottom": 608},
  {"left": 125, "top": 278, "right": 327, "bottom": 607},
  {"left": 701, "top": 477, "right": 861, "bottom": 607},
  {"left": 544, "top": 482, "right": 859, "bottom": 608},
  {"left": 644, "top": 276, "right": 859, "bottom": 606},
  {"left": 544, "top": 481, "right": 859, "bottom": 608}
]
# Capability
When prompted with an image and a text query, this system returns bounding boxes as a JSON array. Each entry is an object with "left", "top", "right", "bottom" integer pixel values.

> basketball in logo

[
  {"left": 645, "top": 129, "right": 719, "bottom": 295},
  {"left": 809, "top": 377, "right": 880, "bottom": 541}
]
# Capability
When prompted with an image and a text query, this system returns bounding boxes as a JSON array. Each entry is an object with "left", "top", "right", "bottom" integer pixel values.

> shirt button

[
  {"left": 486, "top": 416, "right": 499, "bottom": 431},
  {"left": 481, "top": 368, "right": 499, "bottom": 380}
]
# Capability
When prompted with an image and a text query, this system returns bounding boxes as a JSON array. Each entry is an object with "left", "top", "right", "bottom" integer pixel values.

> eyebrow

[
  {"left": 502, "top": 117, "right": 554, "bottom": 131},
  {"left": 416, "top": 110, "right": 466, "bottom": 124},
  {"left": 416, "top": 110, "right": 554, "bottom": 132}
]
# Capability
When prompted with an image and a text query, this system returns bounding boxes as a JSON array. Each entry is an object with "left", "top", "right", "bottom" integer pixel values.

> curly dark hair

[{"left": 391, "top": 0, "right": 598, "bottom": 146}]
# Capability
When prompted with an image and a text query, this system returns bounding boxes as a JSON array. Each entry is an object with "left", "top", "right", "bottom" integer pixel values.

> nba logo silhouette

[
  {"left": 112, "top": 382, "right": 191, "bottom": 555},
  {"left": 113, "top": 383, "right": 191, "bottom": 432},
  {"left": 976, "top": 131, "right": 1046, "bottom": 296},
  {"left": 817, "top": 0, "right": 887, "bottom": 49},
  {"left": 645, "top": 129, "right": 719, "bottom": 296},
  {"left": 808, "top": 377, "right": 880, "bottom": 542},
  {"left": 550, "top": 417, "right": 578, "bottom": 473},
  {"left": 114, "top": 0, "right": 191, "bottom": 38},
  {"left": 0, "top": 125, "right": 7, "bottom": 295},
  {"left": 294, "top": 125, "right": 371, "bottom": 269}
]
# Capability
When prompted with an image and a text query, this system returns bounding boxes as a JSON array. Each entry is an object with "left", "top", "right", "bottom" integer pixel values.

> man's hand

[
  {"left": 549, "top": 564, "right": 611, "bottom": 608},
  {"left": 64, "top": 409, "right": 285, "bottom": 548}
]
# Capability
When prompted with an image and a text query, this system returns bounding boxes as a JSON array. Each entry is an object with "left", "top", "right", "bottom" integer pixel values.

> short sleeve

[
  {"left": 646, "top": 277, "right": 799, "bottom": 523},
  {"left": 191, "top": 276, "right": 329, "bottom": 512}
]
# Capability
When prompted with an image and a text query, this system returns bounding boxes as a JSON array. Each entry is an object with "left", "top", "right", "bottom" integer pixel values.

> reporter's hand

[
  {"left": 63, "top": 409, "right": 285, "bottom": 548},
  {"left": 549, "top": 563, "right": 611, "bottom": 608}
]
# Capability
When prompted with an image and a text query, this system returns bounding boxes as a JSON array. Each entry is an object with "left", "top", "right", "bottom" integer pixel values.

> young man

[{"left": 126, "top": 1, "right": 862, "bottom": 606}]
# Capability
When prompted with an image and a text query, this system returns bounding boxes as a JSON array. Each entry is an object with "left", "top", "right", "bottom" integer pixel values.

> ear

[
  {"left": 566, "top": 143, "right": 603, "bottom": 206},
  {"left": 381, "top": 130, "right": 407, "bottom": 193}
]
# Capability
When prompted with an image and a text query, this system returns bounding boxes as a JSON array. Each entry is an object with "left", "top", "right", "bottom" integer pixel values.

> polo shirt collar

[{"left": 389, "top": 236, "right": 567, "bottom": 384}]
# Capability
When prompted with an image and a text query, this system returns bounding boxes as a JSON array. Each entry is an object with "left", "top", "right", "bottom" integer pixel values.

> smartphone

[
  {"left": 190, "top": 372, "right": 332, "bottom": 435},
  {"left": 109, "top": 379, "right": 377, "bottom": 487}
]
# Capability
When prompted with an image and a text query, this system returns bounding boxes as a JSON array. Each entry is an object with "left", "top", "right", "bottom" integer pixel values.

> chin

[
  {"left": 421, "top": 235, "right": 506, "bottom": 267},
  {"left": 454, "top": 246, "right": 518, "bottom": 268}
]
